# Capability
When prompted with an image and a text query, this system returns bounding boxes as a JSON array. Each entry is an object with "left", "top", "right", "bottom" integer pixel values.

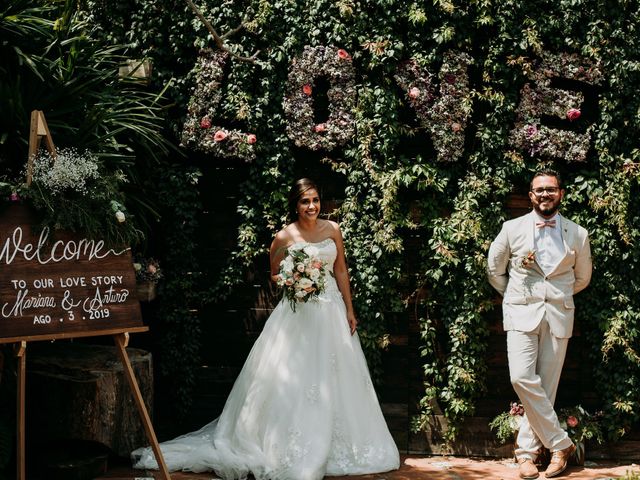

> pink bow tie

[{"left": 536, "top": 220, "right": 556, "bottom": 229}]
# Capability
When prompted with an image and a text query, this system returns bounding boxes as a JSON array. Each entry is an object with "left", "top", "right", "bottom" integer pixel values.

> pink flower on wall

[
  {"left": 213, "top": 130, "right": 227, "bottom": 142},
  {"left": 409, "top": 87, "right": 421, "bottom": 99},
  {"left": 444, "top": 73, "right": 457, "bottom": 84},
  {"left": 566, "top": 108, "right": 581, "bottom": 121},
  {"left": 314, "top": 123, "right": 327, "bottom": 133},
  {"left": 303, "top": 84, "right": 313, "bottom": 96},
  {"left": 525, "top": 124, "right": 538, "bottom": 138},
  {"left": 337, "top": 49, "right": 351, "bottom": 60},
  {"left": 200, "top": 117, "right": 212, "bottom": 129},
  {"left": 247, "top": 134, "right": 257, "bottom": 144}
]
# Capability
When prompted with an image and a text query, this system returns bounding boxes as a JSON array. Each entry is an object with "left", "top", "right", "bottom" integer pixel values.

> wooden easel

[
  {"left": 7, "top": 332, "right": 171, "bottom": 480},
  {"left": 4, "top": 110, "right": 172, "bottom": 480},
  {"left": 26, "top": 110, "right": 56, "bottom": 187}
]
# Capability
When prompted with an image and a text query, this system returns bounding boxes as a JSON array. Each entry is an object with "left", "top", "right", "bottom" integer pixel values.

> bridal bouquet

[{"left": 277, "top": 244, "right": 328, "bottom": 311}]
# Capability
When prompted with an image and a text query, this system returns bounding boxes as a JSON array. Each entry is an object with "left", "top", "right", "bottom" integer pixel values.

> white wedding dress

[{"left": 132, "top": 238, "right": 400, "bottom": 479}]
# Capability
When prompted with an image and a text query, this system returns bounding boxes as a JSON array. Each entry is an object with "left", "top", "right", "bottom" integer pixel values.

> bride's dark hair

[{"left": 288, "top": 178, "right": 320, "bottom": 221}]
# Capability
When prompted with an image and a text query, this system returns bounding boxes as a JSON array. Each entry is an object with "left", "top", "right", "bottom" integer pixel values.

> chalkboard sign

[{"left": 0, "top": 205, "right": 146, "bottom": 343}]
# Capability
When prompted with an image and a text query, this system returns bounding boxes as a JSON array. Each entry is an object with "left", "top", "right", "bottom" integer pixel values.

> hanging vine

[{"left": 83, "top": 0, "right": 640, "bottom": 442}]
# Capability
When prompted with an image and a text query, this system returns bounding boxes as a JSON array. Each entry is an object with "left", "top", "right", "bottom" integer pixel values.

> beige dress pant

[{"left": 507, "top": 316, "right": 573, "bottom": 459}]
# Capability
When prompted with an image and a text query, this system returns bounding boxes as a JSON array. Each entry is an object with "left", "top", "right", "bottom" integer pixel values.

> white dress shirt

[{"left": 533, "top": 213, "right": 565, "bottom": 275}]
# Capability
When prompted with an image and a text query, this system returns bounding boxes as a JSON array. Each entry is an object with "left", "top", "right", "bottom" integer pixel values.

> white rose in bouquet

[
  {"left": 308, "top": 267, "right": 321, "bottom": 280},
  {"left": 297, "top": 277, "right": 314, "bottom": 291},
  {"left": 281, "top": 257, "right": 294, "bottom": 274}
]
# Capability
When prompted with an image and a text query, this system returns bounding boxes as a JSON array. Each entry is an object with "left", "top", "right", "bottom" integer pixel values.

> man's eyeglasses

[{"left": 530, "top": 187, "right": 560, "bottom": 196}]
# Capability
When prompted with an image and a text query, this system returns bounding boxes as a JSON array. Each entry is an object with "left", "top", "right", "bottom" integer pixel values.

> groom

[{"left": 487, "top": 170, "right": 592, "bottom": 479}]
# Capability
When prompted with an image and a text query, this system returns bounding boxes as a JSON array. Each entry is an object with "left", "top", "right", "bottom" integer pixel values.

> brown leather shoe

[
  {"left": 545, "top": 444, "right": 576, "bottom": 478},
  {"left": 518, "top": 458, "right": 539, "bottom": 479}
]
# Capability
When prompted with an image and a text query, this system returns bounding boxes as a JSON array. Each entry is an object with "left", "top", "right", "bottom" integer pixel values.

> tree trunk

[{"left": 26, "top": 342, "right": 153, "bottom": 457}]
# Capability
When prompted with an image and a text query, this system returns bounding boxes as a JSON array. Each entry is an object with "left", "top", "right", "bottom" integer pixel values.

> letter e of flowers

[{"left": 509, "top": 51, "right": 602, "bottom": 163}]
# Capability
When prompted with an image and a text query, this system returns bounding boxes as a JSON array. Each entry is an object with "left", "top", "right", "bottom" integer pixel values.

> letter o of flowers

[
  {"left": 181, "top": 49, "right": 257, "bottom": 162},
  {"left": 283, "top": 45, "right": 356, "bottom": 151}
]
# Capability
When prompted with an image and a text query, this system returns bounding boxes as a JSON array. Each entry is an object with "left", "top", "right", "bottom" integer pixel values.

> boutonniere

[{"left": 520, "top": 250, "right": 536, "bottom": 268}]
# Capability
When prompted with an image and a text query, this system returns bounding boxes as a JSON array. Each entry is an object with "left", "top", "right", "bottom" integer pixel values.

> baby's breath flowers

[
  {"left": 22, "top": 147, "right": 140, "bottom": 246},
  {"left": 32, "top": 148, "right": 99, "bottom": 195}
]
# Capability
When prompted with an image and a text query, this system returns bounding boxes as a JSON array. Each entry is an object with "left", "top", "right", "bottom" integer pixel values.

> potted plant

[{"left": 133, "top": 258, "right": 162, "bottom": 302}]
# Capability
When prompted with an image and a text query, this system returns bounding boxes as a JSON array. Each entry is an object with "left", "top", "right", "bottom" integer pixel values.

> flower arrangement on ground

[
  {"left": 490, "top": 402, "right": 603, "bottom": 465},
  {"left": 558, "top": 405, "right": 604, "bottom": 465},
  {"left": 133, "top": 258, "right": 163, "bottom": 284},
  {"left": 276, "top": 244, "right": 328, "bottom": 312},
  {"left": 489, "top": 402, "right": 525, "bottom": 445},
  {"left": 133, "top": 257, "right": 163, "bottom": 302}
]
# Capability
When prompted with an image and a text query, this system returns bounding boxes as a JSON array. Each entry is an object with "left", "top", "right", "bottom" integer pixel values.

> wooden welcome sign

[
  {"left": 0, "top": 204, "right": 146, "bottom": 343},
  {"left": 0, "top": 110, "right": 170, "bottom": 480}
]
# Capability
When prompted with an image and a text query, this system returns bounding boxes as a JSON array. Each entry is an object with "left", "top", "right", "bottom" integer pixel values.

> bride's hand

[{"left": 347, "top": 311, "right": 357, "bottom": 335}]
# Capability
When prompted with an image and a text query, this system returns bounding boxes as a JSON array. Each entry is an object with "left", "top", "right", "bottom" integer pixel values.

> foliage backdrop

[{"left": 5, "top": 0, "right": 640, "bottom": 447}]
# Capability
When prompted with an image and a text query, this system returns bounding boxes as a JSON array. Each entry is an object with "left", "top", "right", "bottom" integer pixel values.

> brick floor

[{"left": 98, "top": 455, "right": 639, "bottom": 480}]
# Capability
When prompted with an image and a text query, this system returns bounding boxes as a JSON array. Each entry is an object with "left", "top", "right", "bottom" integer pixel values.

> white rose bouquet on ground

[{"left": 277, "top": 244, "right": 328, "bottom": 312}]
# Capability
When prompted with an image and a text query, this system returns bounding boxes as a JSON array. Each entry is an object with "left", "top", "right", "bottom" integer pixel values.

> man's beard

[{"left": 536, "top": 202, "right": 560, "bottom": 216}]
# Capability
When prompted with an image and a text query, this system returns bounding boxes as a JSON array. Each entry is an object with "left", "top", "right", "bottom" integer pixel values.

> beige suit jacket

[{"left": 487, "top": 211, "right": 592, "bottom": 338}]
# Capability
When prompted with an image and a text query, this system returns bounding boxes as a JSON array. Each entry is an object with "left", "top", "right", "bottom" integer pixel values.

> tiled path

[{"left": 100, "top": 455, "right": 639, "bottom": 480}]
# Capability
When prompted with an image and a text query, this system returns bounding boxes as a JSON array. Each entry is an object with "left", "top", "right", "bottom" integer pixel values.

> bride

[{"left": 132, "top": 178, "right": 400, "bottom": 479}]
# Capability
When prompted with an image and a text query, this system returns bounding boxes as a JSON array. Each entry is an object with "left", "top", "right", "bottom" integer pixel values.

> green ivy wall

[{"left": 87, "top": 0, "right": 640, "bottom": 444}]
